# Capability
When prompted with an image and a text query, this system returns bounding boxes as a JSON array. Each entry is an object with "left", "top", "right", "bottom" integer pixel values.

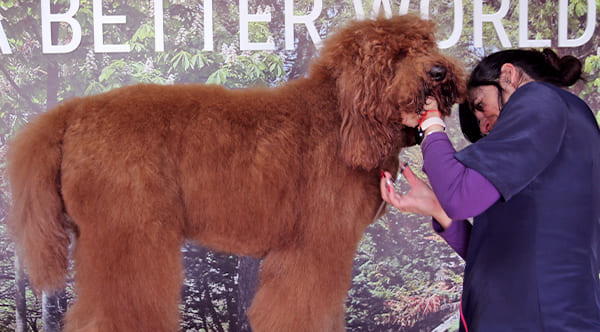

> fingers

[
  {"left": 381, "top": 165, "right": 449, "bottom": 219},
  {"left": 380, "top": 171, "right": 402, "bottom": 209},
  {"left": 380, "top": 171, "right": 393, "bottom": 196},
  {"left": 402, "top": 165, "right": 436, "bottom": 200},
  {"left": 424, "top": 96, "right": 439, "bottom": 110},
  {"left": 380, "top": 165, "right": 418, "bottom": 212},
  {"left": 401, "top": 165, "right": 418, "bottom": 186},
  {"left": 380, "top": 170, "right": 406, "bottom": 209}
]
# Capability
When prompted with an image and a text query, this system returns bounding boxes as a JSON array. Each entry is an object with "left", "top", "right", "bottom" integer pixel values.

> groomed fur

[{"left": 7, "top": 15, "right": 465, "bottom": 332}]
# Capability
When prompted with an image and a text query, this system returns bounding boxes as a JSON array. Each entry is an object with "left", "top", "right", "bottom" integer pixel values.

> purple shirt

[{"left": 420, "top": 132, "right": 500, "bottom": 259}]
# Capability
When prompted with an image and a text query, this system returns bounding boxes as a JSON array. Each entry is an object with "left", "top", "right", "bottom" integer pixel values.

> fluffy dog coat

[{"left": 7, "top": 15, "right": 465, "bottom": 331}]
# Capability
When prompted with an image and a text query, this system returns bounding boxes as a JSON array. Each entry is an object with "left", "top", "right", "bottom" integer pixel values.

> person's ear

[{"left": 499, "top": 63, "right": 519, "bottom": 91}]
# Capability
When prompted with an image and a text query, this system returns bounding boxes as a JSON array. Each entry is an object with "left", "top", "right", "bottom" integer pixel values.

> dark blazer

[{"left": 455, "top": 82, "right": 600, "bottom": 331}]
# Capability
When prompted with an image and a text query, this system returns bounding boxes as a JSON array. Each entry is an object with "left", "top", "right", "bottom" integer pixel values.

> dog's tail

[{"left": 7, "top": 101, "right": 73, "bottom": 293}]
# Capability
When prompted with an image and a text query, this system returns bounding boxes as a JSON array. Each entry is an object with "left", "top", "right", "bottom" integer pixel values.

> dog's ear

[
  {"left": 337, "top": 46, "right": 399, "bottom": 171},
  {"left": 315, "top": 16, "right": 439, "bottom": 170}
]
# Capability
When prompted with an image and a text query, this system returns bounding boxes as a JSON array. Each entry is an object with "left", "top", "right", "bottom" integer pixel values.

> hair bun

[{"left": 542, "top": 48, "right": 582, "bottom": 87}]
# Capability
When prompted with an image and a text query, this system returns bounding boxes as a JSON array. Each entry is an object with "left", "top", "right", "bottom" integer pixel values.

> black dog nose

[{"left": 429, "top": 65, "right": 447, "bottom": 81}]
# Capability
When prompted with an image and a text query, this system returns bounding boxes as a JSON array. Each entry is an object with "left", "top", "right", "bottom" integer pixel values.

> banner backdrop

[{"left": 0, "top": 1, "right": 598, "bottom": 331}]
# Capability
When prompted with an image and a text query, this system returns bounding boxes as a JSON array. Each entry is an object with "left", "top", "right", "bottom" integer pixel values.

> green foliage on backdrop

[{"left": 0, "top": 0, "right": 598, "bottom": 331}]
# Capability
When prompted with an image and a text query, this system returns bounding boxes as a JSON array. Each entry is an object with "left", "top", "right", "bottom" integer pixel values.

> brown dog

[{"left": 7, "top": 15, "right": 465, "bottom": 332}]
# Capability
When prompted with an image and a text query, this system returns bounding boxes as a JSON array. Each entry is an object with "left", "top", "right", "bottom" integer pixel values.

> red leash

[
  {"left": 460, "top": 298, "right": 469, "bottom": 332},
  {"left": 417, "top": 109, "right": 442, "bottom": 128}
]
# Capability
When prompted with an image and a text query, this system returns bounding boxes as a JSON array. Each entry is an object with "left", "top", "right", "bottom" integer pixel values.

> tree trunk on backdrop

[
  {"left": 42, "top": 290, "right": 67, "bottom": 332},
  {"left": 15, "top": 255, "right": 27, "bottom": 332},
  {"left": 237, "top": 256, "right": 260, "bottom": 332}
]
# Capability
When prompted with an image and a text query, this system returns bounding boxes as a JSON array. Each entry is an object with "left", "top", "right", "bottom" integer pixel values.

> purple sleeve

[
  {"left": 421, "top": 132, "right": 500, "bottom": 220},
  {"left": 431, "top": 218, "right": 471, "bottom": 260}
]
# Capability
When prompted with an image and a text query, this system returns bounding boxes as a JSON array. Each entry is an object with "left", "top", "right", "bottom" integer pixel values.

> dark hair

[
  {"left": 459, "top": 48, "right": 583, "bottom": 142},
  {"left": 469, "top": 48, "right": 582, "bottom": 89},
  {"left": 459, "top": 102, "right": 485, "bottom": 142}
]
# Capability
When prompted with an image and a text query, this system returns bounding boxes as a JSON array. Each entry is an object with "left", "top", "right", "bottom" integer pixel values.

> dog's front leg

[{"left": 247, "top": 242, "right": 355, "bottom": 332}]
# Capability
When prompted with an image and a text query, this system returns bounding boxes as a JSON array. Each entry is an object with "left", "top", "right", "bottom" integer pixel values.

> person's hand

[
  {"left": 380, "top": 165, "right": 452, "bottom": 229},
  {"left": 401, "top": 96, "right": 442, "bottom": 127},
  {"left": 424, "top": 96, "right": 439, "bottom": 112}
]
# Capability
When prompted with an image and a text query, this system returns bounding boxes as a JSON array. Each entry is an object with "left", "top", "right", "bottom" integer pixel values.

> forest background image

[{"left": 0, "top": 0, "right": 599, "bottom": 331}]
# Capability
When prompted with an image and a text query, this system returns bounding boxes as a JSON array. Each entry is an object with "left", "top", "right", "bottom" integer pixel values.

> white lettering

[
  {"left": 558, "top": 0, "right": 596, "bottom": 47},
  {"left": 420, "top": 0, "right": 431, "bottom": 18},
  {"left": 473, "top": 0, "right": 511, "bottom": 48},
  {"left": 93, "top": 0, "right": 129, "bottom": 53},
  {"left": 240, "top": 0, "right": 275, "bottom": 50},
  {"left": 285, "top": 0, "right": 322, "bottom": 50},
  {"left": 41, "top": 0, "right": 82, "bottom": 54},
  {"left": 352, "top": 0, "right": 365, "bottom": 19},
  {"left": 371, "top": 0, "right": 393, "bottom": 19},
  {"left": 354, "top": 0, "right": 396, "bottom": 20},
  {"left": 398, "top": 0, "right": 410, "bottom": 15},
  {"left": 437, "top": 0, "right": 464, "bottom": 49},
  {"left": 519, "top": 0, "right": 550, "bottom": 47},
  {"left": 154, "top": 0, "right": 164, "bottom": 52},
  {"left": 3, "top": 1, "right": 599, "bottom": 56},
  {"left": 203, "top": 0, "right": 214, "bottom": 51},
  {"left": 0, "top": 18, "right": 11, "bottom": 54}
]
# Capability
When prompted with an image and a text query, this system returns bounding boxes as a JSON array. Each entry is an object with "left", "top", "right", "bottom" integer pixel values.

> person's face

[{"left": 470, "top": 85, "right": 501, "bottom": 135}]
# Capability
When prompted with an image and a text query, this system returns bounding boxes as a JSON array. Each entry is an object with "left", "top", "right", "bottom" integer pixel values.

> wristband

[
  {"left": 419, "top": 117, "right": 446, "bottom": 132},
  {"left": 416, "top": 117, "right": 446, "bottom": 144}
]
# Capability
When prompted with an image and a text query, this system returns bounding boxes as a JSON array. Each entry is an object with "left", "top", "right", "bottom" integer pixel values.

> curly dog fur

[{"left": 7, "top": 15, "right": 465, "bottom": 332}]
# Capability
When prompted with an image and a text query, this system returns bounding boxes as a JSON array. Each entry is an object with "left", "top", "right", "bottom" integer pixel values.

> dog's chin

[
  {"left": 419, "top": 93, "right": 445, "bottom": 116},
  {"left": 422, "top": 81, "right": 464, "bottom": 116},
  {"left": 401, "top": 126, "right": 419, "bottom": 147}
]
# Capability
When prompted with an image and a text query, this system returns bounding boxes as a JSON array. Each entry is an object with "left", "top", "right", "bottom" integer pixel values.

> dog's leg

[
  {"left": 60, "top": 177, "right": 186, "bottom": 332},
  {"left": 63, "top": 220, "right": 184, "bottom": 332},
  {"left": 247, "top": 243, "right": 356, "bottom": 332}
]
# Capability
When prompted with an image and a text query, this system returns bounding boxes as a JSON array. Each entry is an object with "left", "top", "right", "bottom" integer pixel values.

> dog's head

[{"left": 313, "top": 15, "right": 466, "bottom": 171}]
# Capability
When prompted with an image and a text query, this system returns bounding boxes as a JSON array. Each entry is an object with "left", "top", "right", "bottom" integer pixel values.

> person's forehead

[{"left": 470, "top": 85, "right": 496, "bottom": 100}]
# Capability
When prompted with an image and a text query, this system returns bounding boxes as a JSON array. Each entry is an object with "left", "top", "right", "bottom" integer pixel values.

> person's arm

[
  {"left": 421, "top": 132, "right": 500, "bottom": 220},
  {"left": 432, "top": 218, "right": 471, "bottom": 260},
  {"left": 453, "top": 83, "right": 569, "bottom": 201}
]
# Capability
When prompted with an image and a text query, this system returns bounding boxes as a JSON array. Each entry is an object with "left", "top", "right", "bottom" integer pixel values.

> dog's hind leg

[
  {"left": 247, "top": 242, "right": 356, "bottom": 332},
  {"left": 64, "top": 212, "right": 184, "bottom": 332},
  {"left": 61, "top": 173, "right": 186, "bottom": 332},
  {"left": 64, "top": 213, "right": 184, "bottom": 331}
]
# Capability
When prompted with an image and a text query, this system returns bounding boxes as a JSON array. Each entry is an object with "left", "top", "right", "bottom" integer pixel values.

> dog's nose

[{"left": 429, "top": 65, "right": 447, "bottom": 81}]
